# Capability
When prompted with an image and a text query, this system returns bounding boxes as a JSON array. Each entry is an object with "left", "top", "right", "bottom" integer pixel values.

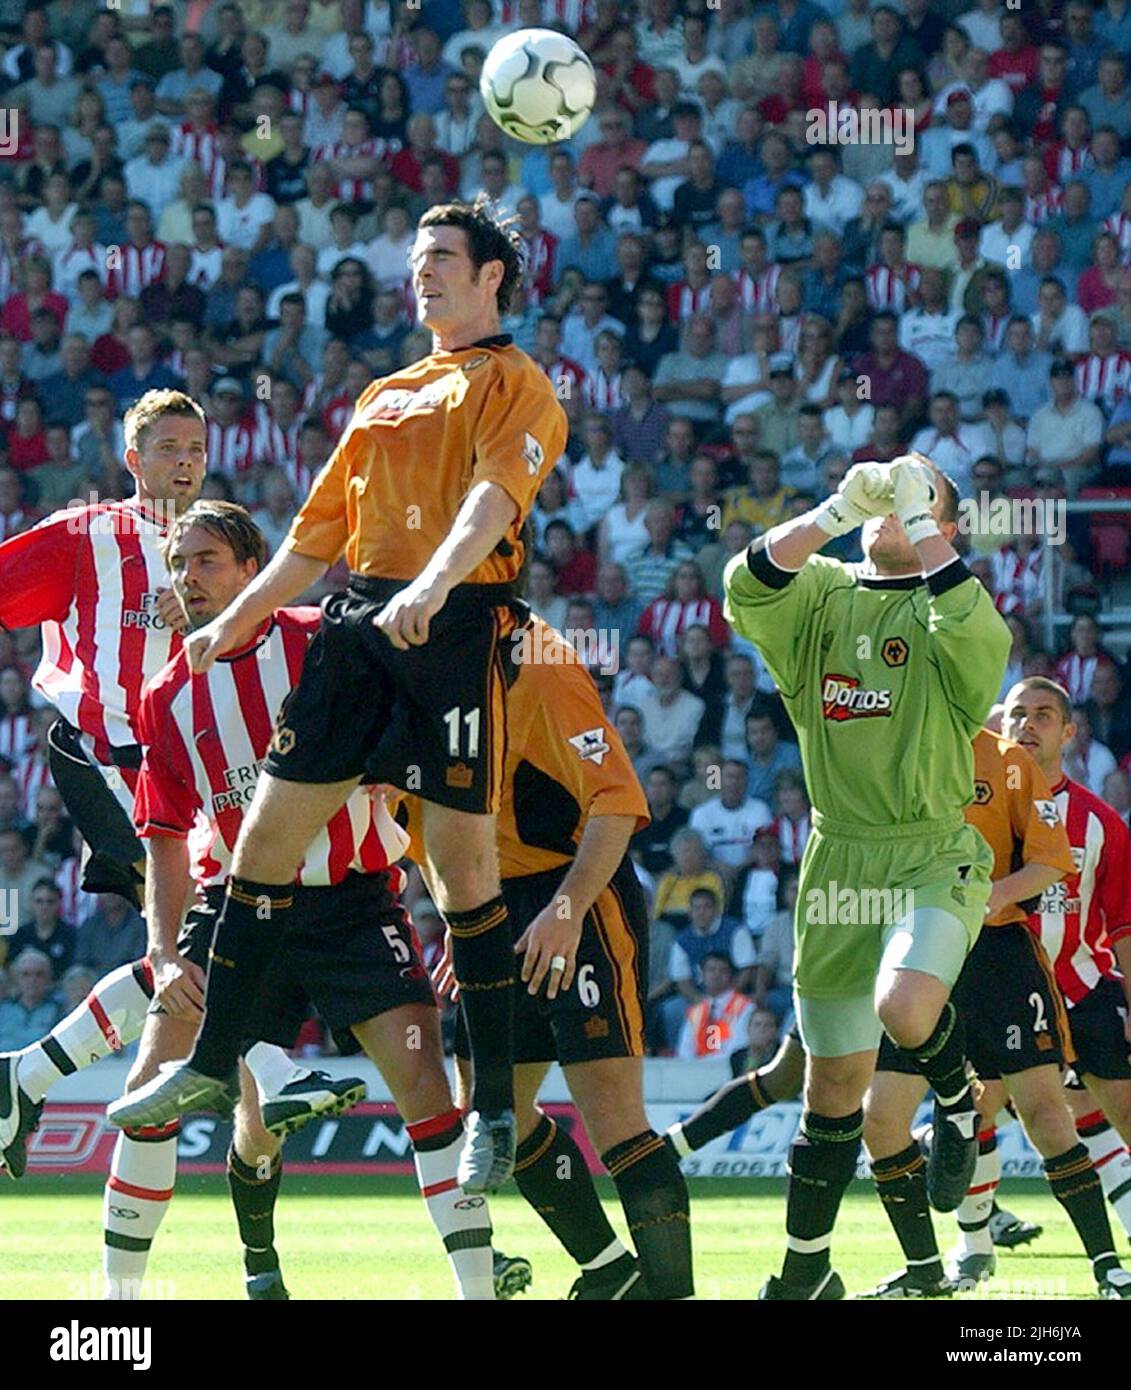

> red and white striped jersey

[
  {"left": 206, "top": 419, "right": 255, "bottom": 477},
  {"left": 0, "top": 501, "right": 182, "bottom": 762},
  {"left": 497, "top": 0, "right": 595, "bottom": 27},
  {"left": 1044, "top": 141, "right": 1092, "bottom": 184},
  {"left": 322, "top": 392, "right": 356, "bottom": 444},
  {"left": 1029, "top": 776, "right": 1131, "bottom": 1005},
  {"left": 991, "top": 543, "right": 1043, "bottom": 613},
  {"left": 54, "top": 243, "right": 109, "bottom": 301},
  {"left": 54, "top": 854, "right": 99, "bottom": 927},
  {"left": 15, "top": 752, "right": 52, "bottom": 822},
  {"left": 1104, "top": 211, "right": 1131, "bottom": 264},
  {"left": 311, "top": 137, "right": 394, "bottom": 203},
  {"left": 582, "top": 366, "right": 624, "bottom": 412},
  {"left": 1025, "top": 185, "right": 1063, "bottom": 225},
  {"left": 134, "top": 607, "right": 409, "bottom": 891},
  {"left": 1076, "top": 351, "right": 1131, "bottom": 410},
  {"left": 1055, "top": 650, "right": 1115, "bottom": 706},
  {"left": 521, "top": 228, "right": 557, "bottom": 305},
  {"left": 170, "top": 122, "right": 220, "bottom": 180},
  {"left": 637, "top": 595, "right": 729, "bottom": 657},
  {"left": 538, "top": 355, "right": 585, "bottom": 400},
  {"left": 667, "top": 279, "right": 713, "bottom": 323},
  {"left": 105, "top": 240, "right": 168, "bottom": 300},
  {"left": 774, "top": 812, "right": 810, "bottom": 866},
  {"left": 866, "top": 263, "right": 921, "bottom": 313},
  {"left": 253, "top": 404, "right": 301, "bottom": 468},
  {"left": 736, "top": 264, "right": 780, "bottom": 314},
  {"left": 0, "top": 711, "right": 34, "bottom": 766}
]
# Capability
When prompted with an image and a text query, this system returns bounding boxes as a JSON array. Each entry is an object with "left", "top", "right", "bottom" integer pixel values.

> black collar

[{"left": 470, "top": 334, "right": 512, "bottom": 349}]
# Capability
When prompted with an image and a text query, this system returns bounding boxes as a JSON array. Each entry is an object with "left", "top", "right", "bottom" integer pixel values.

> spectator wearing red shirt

[
  {"left": 800, "top": 20, "right": 845, "bottom": 109},
  {"left": 599, "top": 26, "right": 656, "bottom": 120},
  {"left": 579, "top": 108, "right": 648, "bottom": 200},
  {"left": 0, "top": 256, "right": 68, "bottom": 342},
  {"left": 989, "top": 12, "right": 1039, "bottom": 96},
  {"left": 389, "top": 113, "right": 460, "bottom": 195},
  {"left": 851, "top": 402, "right": 907, "bottom": 464},
  {"left": 7, "top": 399, "right": 49, "bottom": 473},
  {"left": 545, "top": 518, "right": 598, "bottom": 597}
]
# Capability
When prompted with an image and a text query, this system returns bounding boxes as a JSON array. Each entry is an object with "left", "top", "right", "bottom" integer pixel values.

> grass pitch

[{"left": 0, "top": 1175, "right": 1108, "bottom": 1301}]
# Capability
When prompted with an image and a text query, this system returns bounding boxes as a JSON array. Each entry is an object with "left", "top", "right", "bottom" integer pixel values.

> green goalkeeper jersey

[{"left": 723, "top": 546, "right": 1010, "bottom": 828}]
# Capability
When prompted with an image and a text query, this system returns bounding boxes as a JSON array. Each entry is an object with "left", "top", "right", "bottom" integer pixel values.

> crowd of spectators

[{"left": 2, "top": 0, "right": 1131, "bottom": 1062}]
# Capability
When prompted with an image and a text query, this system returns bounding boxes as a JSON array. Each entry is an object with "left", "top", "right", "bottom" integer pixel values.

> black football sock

[
  {"left": 871, "top": 1142, "right": 943, "bottom": 1282},
  {"left": 781, "top": 1109, "right": 862, "bottom": 1287},
  {"left": 603, "top": 1130, "right": 693, "bottom": 1299},
  {"left": 515, "top": 1113, "right": 628, "bottom": 1279},
  {"left": 670, "top": 1072, "right": 773, "bottom": 1155},
  {"left": 1044, "top": 1143, "right": 1120, "bottom": 1279},
  {"left": 897, "top": 1001, "right": 972, "bottom": 1110},
  {"left": 189, "top": 877, "right": 293, "bottom": 1080},
  {"left": 227, "top": 1145, "right": 282, "bottom": 1277},
  {"left": 446, "top": 896, "right": 514, "bottom": 1114}
]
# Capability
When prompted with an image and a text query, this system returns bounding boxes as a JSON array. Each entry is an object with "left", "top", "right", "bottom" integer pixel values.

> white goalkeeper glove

[
  {"left": 812, "top": 462, "right": 895, "bottom": 537},
  {"left": 891, "top": 455, "right": 940, "bottom": 546}
]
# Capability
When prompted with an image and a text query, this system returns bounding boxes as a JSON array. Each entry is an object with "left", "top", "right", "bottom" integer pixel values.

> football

[{"left": 480, "top": 28, "right": 597, "bottom": 145}]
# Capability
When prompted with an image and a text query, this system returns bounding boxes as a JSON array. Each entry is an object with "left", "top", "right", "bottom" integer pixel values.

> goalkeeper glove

[
  {"left": 812, "top": 462, "right": 895, "bottom": 537},
  {"left": 891, "top": 456, "right": 940, "bottom": 546}
]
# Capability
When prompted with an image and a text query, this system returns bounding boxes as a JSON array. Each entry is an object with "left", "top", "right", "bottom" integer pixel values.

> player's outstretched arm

[
  {"left": 143, "top": 834, "right": 204, "bottom": 1022},
  {"left": 373, "top": 480, "right": 519, "bottom": 650},
  {"left": 185, "top": 549, "right": 328, "bottom": 672}
]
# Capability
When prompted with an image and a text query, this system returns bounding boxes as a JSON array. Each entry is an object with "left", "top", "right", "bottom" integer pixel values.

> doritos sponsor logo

[{"left": 821, "top": 674, "right": 893, "bottom": 721}]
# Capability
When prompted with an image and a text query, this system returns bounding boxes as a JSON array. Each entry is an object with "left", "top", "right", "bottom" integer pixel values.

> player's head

[
  {"left": 163, "top": 500, "right": 268, "bottom": 628},
  {"left": 123, "top": 389, "right": 207, "bottom": 516},
  {"left": 1001, "top": 676, "right": 1074, "bottom": 777},
  {"left": 412, "top": 199, "right": 522, "bottom": 342},
  {"left": 861, "top": 457, "right": 960, "bottom": 574}
]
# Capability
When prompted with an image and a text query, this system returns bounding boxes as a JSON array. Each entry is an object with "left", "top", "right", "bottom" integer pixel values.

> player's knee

[
  {"left": 1017, "top": 1094, "right": 1075, "bottom": 1155},
  {"left": 876, "top": 995, "right": 934, "bottom": 1051},
  {"left": 806, "top": 1067, "right": 868, "bottom": 1117}
]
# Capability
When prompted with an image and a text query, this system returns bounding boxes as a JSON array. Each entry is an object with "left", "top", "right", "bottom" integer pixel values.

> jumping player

[
  {"left": 724, "top": 453, "right": 1010, "bottom": 1300},
  {"left": 410, "top": 617, "right": 695, "bottom": 1300},
  {"left": 111, "top": 204, "right": 569, "bottom": 1191},
  {"left": 109, "top": 502, "right": 496, "bottom": 1299}
]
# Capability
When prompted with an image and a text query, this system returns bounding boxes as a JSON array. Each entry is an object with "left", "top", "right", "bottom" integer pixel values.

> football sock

[
  {"left": 668, "top": 1071, "right": 773, "bottom": 1156},
  {"left": 227, "top": 1145, "right": 283, "bottom": 1277},
  {"left": 408, "top": 1108, "right": 495, "bottom": 1300},
  {"left": 898, "top": 1001, "right": 972, "bottom": 1109},
  {"left": 243, "top": 1042, "right": 307, "bottom": 1104},
  {"left": 603, "top": 1130, "right": 693, "bottom": 1300},
  {"left": 1043, "top": 1143, "right": 1120, "bottom": 1278},
  {"left": 445, "top": 896, "right": 514, "bottom": 1114},
  {"left": 781, "top": 1108, "right": 862, "bottom": 1287},
  {"left": 103, "top": 1123, "right": 178, "bottom": 1299},
  {"left": 16, "top": 959, "right": 153, "bottom": 1103},
  {"left": 514, "top": 1112, "right": 626, "bottom": 1271},
  {"left": 871, "top": 1142, "right": 943, "bottom": 1281},
  {"left": 956, "top": 1128, "right": 999, "bottom": 1256},
  {"left": 1076, "top": 1110, "right": 1131, "bottom": 1240},
  {"left": 189, "top": 876, "right": 292, "bottom": 1080}
]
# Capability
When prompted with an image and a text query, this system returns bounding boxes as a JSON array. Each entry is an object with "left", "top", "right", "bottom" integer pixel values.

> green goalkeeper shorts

[{"left": 793, "top": 809, "right": 992, "bottom": 1005}]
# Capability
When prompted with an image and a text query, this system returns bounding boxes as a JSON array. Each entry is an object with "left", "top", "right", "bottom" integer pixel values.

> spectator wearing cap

[
  {"left": 155, "top": 32, "right": 224, "bottom": 117},
  {"left": 936, "top": 47, "right": 1015, "bottom": 132},
  {"left": 124, "top": 123, "right": 186, "bottom": 221},
  {"left": 555, "top": 194, "right": 619, "bottom": 288},
  {"left": 909, "top": 390, "right": 991, "bottom": 496},
  {"left": 94, "top": 36, "right": 145, "bottom": 126},
  {"left": 931, "top": 314, "right": 994, "bottom": 420},
  {"left": 1025, "top": 359, "right": 1105, "bottom": 496},
  {"left": 1075, "top": 310, "right": 1131, "bottom": 412},
  {"left": 979, "top": 187, "right": 1035, "bottom": 268},
  {"left": 922, "top": 90, "right": 996, "bottom": 180},
  {"left": 641, "top": 101, "right": 716, "bottom": 213}
]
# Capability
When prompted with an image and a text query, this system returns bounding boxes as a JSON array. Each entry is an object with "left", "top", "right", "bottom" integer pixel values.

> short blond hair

[{"left": 123, "top": 389, "right": 206, "bottom": 454}]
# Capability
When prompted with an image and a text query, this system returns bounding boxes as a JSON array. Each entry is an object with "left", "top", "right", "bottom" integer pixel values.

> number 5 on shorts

[{"left": 383, "top": 924, "right": 411, "bottom": 963}]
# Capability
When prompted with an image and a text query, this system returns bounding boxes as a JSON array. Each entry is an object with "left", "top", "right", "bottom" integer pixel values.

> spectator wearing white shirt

[
  {"left": 612, "top": 633, "right": 657, "bottom": 712},
  {"left": 877, "top": 149, "right": 930, "bottom": 225},
  {"left": 959, "top": 0, "right": 1004, "bottom": 53},
  {"left": 670, "top": 13, "right": 727, "bottom": 96},
  {"left": 561, "top": 283, "right": 626, "bottom": 379},
  {"left": 637, "top": 656, "right": 706, "bottom": 774},
  {"left": 441, "top": 0, "right": 504, "bottom": 72},
  {"left": 1025, "top": 358, "right": 1105, "bottom": 496},
  {"left": 689, "top": 759, "right": 773, "bottom": 874},
  {"left": 934, "top": 50, "right": 1014, "bottom": 132},
  {"left": 897, "top": 267, "right": 961, "bottom": 372},
  {"left": 803, "top": 148, "right": 864, "bottom": 235},
  {"left": 910, "top": 392, "right": 993, "bottom": 496},
  {"left": 123, "top": 124, "right": 186, "bottom": 221},
  {"left": 216, "top": 161, "right": 276, "bottom": 253},
  {"left": 979, "top": 188, "right": 1036, "bottom": 267},
  {"left": 570, "top": 413, "right": 627, "bottom": 534},
  {"left": 1031, "top": 276, "right": 1091, "bottom": 356},
  {"left": 472, "top": 149, "right": 527, "bottom": 226},
  {"left": 1065, "top": 704, "right": 1118, "bottom": 797},
  {"left": 823, "top": 367, "right": 875, "bottom": 454},
  {"left": 364, "top": 204, "right": 414, "bottom": 288},
  {"left": 640, "top": 101, "right": 717, "bottom": 213},
  {"left": 539, "top": 150, "right": 583, "bottom": 242}
]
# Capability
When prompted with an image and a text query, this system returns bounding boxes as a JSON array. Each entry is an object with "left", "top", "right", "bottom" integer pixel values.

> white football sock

[
  {"left": 956, "top": 1126, "right": 998, "bottom": 1256},
  {"left": 243, "top": 1042, "right": 307, "bottom": 1104},
  {"left": 1077, "top": 1109, "right": 1131, "bottom": 1239},
  {"left": 103, "top": 1125, "right": 178, "bottom": 1299},
  {"left": 17, "top": 959, "right": 153, "bottom": 1103},
  {"left": 407, "top": 1108, "right": 495, "bottom": 1300}
]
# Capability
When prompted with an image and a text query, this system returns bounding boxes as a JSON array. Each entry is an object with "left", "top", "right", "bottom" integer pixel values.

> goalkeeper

[{"left": 723, "top": 454, "right": 1010, "bottom": 1302}]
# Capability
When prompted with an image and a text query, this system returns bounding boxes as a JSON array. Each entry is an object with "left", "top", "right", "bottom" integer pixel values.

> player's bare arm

[
  {"left": 984, "top": 861, "right": 1069, "bottom": 919},
  {"left": 516, "top": 812, "right": 637, "bottom": 999},
  {"left": 144, "top": 833, "right": 204, "bottom": 1022},
  {"left": 185, "top": 549, "right": 328, "bottom": 672},
  {"left": 373, "top": 480, "right": 519, "bottom": 650}
]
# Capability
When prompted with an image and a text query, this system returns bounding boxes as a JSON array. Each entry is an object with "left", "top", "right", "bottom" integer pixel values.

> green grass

[{"left": 0, "top": 1176, "right": 1107, "bottom": 1300}]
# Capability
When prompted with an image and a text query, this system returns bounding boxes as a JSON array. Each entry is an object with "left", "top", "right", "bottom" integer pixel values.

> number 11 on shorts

[{"left": 443, "top": 705, "right": 481, "bottom": 759}]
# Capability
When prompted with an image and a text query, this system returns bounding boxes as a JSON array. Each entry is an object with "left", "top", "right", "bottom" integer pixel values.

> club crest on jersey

[
  {"left": 523, "top": 432, "right": 544, "bottom": 475},
  {"left": 821, "top": 674, "right": 893, "bottom": 721},
  {"left": 1034, "top": 799, "right": 1060, "bottom": 829},
  {"left": 973, "top": 780, "right": 992, "bottom": 805},
  {"left": 568, "top": 728, "right": 610, "bottom": 765},
  {"left": 881, "top": 636, "right": 909, "bottom": 667}
]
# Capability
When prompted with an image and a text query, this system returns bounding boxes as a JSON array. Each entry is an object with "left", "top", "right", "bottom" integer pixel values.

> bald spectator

[
  {"left": 637, "top": 656, "right": 706, "bottom": 773},
  {"left": 625, "top": 501, "right": 695, "bottom": 607}
]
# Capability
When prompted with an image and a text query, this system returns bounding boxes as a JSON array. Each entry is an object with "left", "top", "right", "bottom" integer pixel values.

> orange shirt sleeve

[
  {"left": 1006, "top": 747, "right": 1076, "bottom": 878},
  {"left": 470, "top": 364, "right": 568, "bottom": 518}
]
